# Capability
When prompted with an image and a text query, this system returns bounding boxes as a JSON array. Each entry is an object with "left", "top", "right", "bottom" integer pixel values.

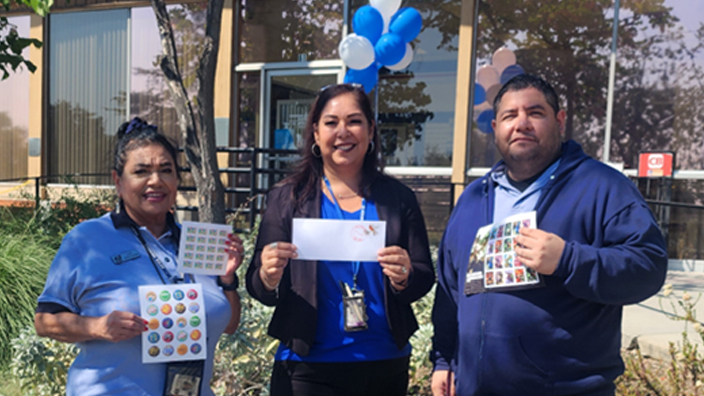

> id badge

[
  {"left": 343, "top": 289, "right": 368, "bottom": 332},
  {"left": 164, "top": 360, "right": 205, "bottom": 396}
]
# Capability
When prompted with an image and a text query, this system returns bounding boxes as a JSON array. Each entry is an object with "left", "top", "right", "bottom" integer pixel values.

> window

[
  {"left": 48, "top": 9, "right": 128, "bottom": 184},
  {"left": 238, "top": 0, "right": 344, "bottom": 63},
  {"left": 47, "top": 4, "right": 208, "bottom": 184},
  {"left": 611, "top": 1, "right": 704, "bottom": 169},
  {"left": 0, "top": 15, "right": 31, "bottom": 180},
  {"left": 350, "top": 0, "right": 460, "bottom": 167}
]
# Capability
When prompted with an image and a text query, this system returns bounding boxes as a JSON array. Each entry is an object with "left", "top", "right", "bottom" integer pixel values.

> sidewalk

[{"left": 622, "top": 270, "right": 704, "bottom": 360}]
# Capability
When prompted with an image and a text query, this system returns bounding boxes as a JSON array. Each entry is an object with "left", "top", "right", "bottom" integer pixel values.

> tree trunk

[{"left": 150, "top": 0, "right": 226, "bottom": 224}]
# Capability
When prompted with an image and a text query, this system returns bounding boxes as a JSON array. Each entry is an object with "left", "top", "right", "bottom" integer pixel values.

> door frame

[{"left": 259, "top": 64, "right": 344, "bottom": 149}]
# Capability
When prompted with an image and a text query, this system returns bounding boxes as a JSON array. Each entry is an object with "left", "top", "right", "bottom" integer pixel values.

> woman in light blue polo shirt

[{"left": 34, "top": 118, "right": 244, "bottom": 396}]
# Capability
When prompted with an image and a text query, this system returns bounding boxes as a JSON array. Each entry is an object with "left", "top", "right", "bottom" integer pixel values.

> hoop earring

[
  {"left": 312, "top": 143, "right": 322, "bottom": 158},
  {"left": 367, "top": 140, "right": 375, "bottom": 155}
]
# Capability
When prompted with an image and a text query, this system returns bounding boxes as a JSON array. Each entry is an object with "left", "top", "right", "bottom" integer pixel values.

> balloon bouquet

[
  {"left": 338, "top": 0, "right": 423, "bottom": 94},
  {"left": 474, "top": 47, "right": 524, "bottom": 133}
]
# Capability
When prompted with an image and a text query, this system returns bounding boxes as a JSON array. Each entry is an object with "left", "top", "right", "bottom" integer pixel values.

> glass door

[
  {"left": 262, "top": 69, "right": 342, "bottom": 149},
  {"left": 260, "top": 68, "right": 342, "bottom": 185}
]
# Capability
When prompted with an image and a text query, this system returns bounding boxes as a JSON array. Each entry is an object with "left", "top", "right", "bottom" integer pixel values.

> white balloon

[
  {"left": 382, "top": 13, "right": 391, "bottom": 34},
  {"left": 476, "top": 64, "right": 500, "bottom": 89},
  {"left": 338, "top": 34, "right": 375, "bottom": 70},
  {"left": 386, "top": 43, "right": 413, "bottom": 70},
  {"left": 370, "top": 0, "right": 402, "bottom": 19},
  {"left": 492, "top": 47, "right": 516, "bottom": 74}
]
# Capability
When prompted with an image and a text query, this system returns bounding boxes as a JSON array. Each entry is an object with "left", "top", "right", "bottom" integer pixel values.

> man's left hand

[{"left": 514, "top": 228, "right": 565, "bottom": 275}]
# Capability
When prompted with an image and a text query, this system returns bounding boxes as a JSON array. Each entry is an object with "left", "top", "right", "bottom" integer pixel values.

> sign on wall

[{"left": 638, "top": 151, "right": 675, "bottom": 178}]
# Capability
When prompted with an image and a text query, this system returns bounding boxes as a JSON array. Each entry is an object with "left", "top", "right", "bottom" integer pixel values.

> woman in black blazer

[{"left": 246, "top": 83, "right": 434, "bottom": 396}]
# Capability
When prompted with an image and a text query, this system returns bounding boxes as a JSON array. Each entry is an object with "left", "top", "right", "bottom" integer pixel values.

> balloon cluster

[
  {"left": 339, "top": 0, "right": 423, "bottom": 93},
  {"left": 474, "top": 47, "right": 524, "bottom": 133}
]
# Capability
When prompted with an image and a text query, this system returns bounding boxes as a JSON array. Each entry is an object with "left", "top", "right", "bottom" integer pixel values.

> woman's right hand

[
  {"left": 95, "top": 311, "right": 148, "bottom": 342},
  {"left": 259, "top": 242, "right": 297, "bottom": 291}
]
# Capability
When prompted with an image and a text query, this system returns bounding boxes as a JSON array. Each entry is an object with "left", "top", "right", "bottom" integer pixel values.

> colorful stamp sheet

[
  {"left": 178, "top": 221, "right": 231, "bottom": 276},
  {"left": 482, "top": 211, "right": 540, "bottom": 290},
  {"left": 139, "top": 284, "right": 207, "bottom": 363}
]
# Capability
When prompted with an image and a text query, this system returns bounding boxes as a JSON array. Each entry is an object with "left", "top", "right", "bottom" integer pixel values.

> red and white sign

[{"left": 638, "top": 152, "right": 674, "bottom": 178}]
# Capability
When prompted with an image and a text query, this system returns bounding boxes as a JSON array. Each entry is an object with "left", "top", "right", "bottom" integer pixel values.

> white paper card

[
  {"left": 177, "top": 221, "right": 231, "bottom": 275},
  {"left": 139, "top": 284, "right": 208, "bottom": 363},
  {"left": 292, "top": 218, "right": 386, "bottom": 261}
]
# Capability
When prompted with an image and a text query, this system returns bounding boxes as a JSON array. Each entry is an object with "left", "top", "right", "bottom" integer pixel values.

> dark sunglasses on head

[{"left": 319, "top": 83, "right": 364, "bottom": 93}]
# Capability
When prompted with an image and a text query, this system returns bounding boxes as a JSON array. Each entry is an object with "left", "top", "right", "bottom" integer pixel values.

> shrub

[
  {"left": 616, "top": 285, "right": 704, "bottom": 395},
  {"left": 9, "top": 326, "right": 78, "bottom": 396},
  {"left": 0, "top": 230, "right": 56, "bottom": 365}
]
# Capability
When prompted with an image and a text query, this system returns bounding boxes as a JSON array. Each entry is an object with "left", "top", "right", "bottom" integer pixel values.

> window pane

[
  {"left": 363, "top": 0, "right": 459, "bottom": 166},
  {"left": 0, "top": 16, "right": 30, "bottom": 180},
  {"left": 635, "top": 177, "right": 704, "bottom": 261},
  {"left": 471, "top": 0, "right": 614, "bottom": 167},
  {"left": 237, "top": 71, "right": 261, "bottom": 149},
  {"left": 238, "top": 0, "right": 343, "bottom": 63},
  {"left": 130, "top": 4, "right": 207, "bottom": 149},
  {"left": 611, "top": 1, "right": 704, "bottom": 170},
  {"left": 49, "top": 9, "right": 129, "bottom": 184}
]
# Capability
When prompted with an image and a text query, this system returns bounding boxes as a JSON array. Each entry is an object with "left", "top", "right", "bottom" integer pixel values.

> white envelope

[{"left": 292, "top": 218, "right": 386, "bottom": 261}]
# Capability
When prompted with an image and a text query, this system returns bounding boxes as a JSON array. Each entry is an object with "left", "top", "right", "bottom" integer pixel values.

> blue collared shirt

[{"left": 491, "top": 160, "right": 561, "bottom": 223}]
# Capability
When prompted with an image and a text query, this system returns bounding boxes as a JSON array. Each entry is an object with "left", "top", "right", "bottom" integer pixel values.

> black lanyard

[{"left": 130, "top": 227, "right": 190, "bottom": 285}]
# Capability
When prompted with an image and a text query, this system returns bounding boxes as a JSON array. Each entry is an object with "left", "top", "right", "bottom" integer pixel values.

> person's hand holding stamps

[{"left": 514, "top": 228, "right": 565, "bottom": 275}]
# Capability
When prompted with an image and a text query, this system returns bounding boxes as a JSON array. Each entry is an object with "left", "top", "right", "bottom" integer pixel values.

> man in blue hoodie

[{"left": 430, "top": 74, "right": 668, "bottom": 396}]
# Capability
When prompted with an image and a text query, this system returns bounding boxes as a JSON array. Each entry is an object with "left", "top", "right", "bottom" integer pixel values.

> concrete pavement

[{"left": 622, "top": 269, "right": 704, "bottom": 360}]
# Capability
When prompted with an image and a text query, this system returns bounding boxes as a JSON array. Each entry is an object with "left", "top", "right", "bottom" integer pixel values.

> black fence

[
  {"left": 0, "top": 148, "right": 453, "bottom": 238},
  {"left": 2, "top": 151, "right": 701, "bottom": 250}
]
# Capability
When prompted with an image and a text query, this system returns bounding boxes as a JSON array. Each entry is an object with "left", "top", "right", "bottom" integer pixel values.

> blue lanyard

[{"left": 323, "top": 176, "right": 365, "bottom": 288}]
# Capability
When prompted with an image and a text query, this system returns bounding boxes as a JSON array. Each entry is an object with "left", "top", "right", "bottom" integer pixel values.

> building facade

[{"left": 1, "top": 0, "right": 703, "bottom": 265}]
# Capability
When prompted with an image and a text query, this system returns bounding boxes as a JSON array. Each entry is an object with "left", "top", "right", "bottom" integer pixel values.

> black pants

[{"left": 270, "top": 356, "right": 410, "bottom": 396}]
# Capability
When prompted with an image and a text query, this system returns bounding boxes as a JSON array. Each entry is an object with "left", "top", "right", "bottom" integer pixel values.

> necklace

[
  {"left": 336, "top": 191, "right": 360, "bottom": 200},
  {"left": 323, "top": 180, "right": 359, "bottom": 200}
]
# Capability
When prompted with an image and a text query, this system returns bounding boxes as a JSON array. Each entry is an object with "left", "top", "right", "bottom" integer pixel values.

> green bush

[
  {"left": 9, "top": 327, "right": 78, "bottom": 396},
  {"left": 0, "top": 230, "right": 56, "bottom": 365},
  {"left": 0, "top": 186, "right": 114, "bottom": 366}
]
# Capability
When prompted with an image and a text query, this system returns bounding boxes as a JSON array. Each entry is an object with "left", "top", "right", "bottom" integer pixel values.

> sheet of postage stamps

[
  {"left": 464, "top": 211, "right": 543, "bottom": 295},
  {"left": 177, "top": 221, "right": 232, "bottom": 276},
  {"left": 139, "top": 284, "right": 208, "bottom": 363}
]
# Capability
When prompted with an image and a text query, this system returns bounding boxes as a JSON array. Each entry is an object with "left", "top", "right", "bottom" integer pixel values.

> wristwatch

[{"left": 217, "top": 275, "right": 239, "bottom": 291}]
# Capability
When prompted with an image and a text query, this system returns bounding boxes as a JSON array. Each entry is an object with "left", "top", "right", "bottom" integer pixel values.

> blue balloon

[
  {"left": 477, "top": 109, "right": 495, "bottom": 134},
  {"left": 344, "top": 64, "right": 379, "bottom": 94},
  {"left": 374, "top": 33, "right": 406, "bottom": 66},
  {"left": 352, "top": 5, "right": 384, "bottom": 45},
  {"left": 500, "top": 64, "right": 525, "bottom": 85},
  {"left": 474, "top": 84, "right": 486, "bottom": 105},
  {"left": 389, "top": 7, "right": 423, "bottom": 43}
]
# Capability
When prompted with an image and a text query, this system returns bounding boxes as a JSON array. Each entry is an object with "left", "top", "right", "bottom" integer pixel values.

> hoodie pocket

[{"left": 481, "top": 333, "right": 551, "bottom": 394}]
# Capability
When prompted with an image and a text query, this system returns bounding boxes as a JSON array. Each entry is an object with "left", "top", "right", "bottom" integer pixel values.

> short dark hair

[
  {"left": 284, "top": 84, "right": 383, "bottom": 206},
  {"left": 493, "top": 74, "right": 560, "bottom": 117},
  {"left": 113, "top": 117, "right": 180, "bottom": 179}
]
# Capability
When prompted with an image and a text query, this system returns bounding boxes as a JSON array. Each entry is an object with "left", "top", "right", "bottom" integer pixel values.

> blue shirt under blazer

[{"left": 246, "top": 174, "right": 435, "bottom": 357}]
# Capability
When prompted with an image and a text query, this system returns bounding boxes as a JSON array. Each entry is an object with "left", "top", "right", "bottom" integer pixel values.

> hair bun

[{"left": 117, "top": 117, "right": 157, "bottom": 140}]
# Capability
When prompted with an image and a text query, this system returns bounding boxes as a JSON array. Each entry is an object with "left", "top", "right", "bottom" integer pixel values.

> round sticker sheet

[{"left": 139, "top": 283, "right": 207, "bottom": 363}]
